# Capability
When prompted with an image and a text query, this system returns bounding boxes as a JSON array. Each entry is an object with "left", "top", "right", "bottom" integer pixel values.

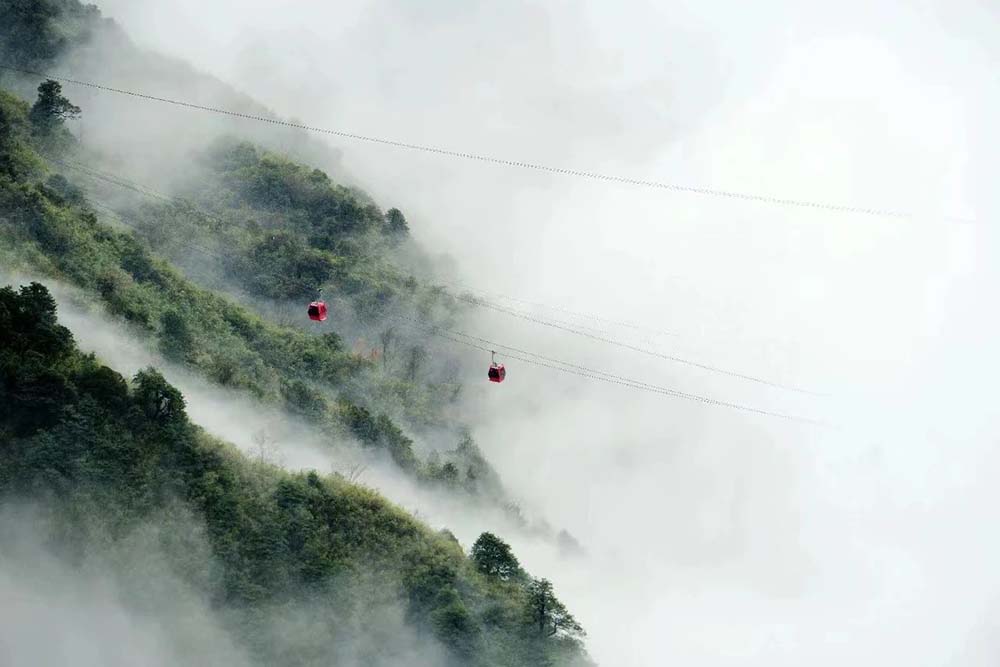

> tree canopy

[
  {"left": 525, "top": 578, "right": 586, "bottom": 639},
  {"left": 471, "top": 531, "right": 523, "bottom": 581},
  {"left": 28, "top": 79, "right": 81, "bottom": 134}
]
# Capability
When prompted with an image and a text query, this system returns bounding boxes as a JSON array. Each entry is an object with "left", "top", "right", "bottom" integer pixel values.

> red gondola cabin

[
  {"left": 307, "top": 301, "right": 328, "bottom": 322},
  {"left": 488, "top": 362, "right": 506, "bottom": 383},
  {"left": 488, "top": 351, "right": 505, "bottom": 383}
]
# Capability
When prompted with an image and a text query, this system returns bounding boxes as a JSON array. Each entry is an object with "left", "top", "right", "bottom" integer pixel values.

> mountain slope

[
  {"left": 0, "top": 84, "right": 513, "bottom": 503},
  {"left": 0, "top": 1, "right": 590, "bottom": 664},
  {"left": 0, "top": 281, "right": 588, "bottom": 666}
]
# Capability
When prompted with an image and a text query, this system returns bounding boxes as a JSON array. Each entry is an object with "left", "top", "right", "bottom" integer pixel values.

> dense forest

[
  {"left": 0, "top": 1, "right": 590, "bottom": 664},
  {"left": 0, "top": 282, "right": 585, "bottom": 665}
]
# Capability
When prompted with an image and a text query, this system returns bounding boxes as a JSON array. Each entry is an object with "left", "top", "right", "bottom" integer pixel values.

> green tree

[
  {"left": 471, "top": 532, "right": 522, "bottom": 581},
  {"left": 374, "top": 413, "right": 418, "bottom": 471},
  {"left": 132, "top": 367, "right": 185, "bottom": 422},
  {"left": 237, "top": 233, "right": 334, "bottom": 300},
  {"left": 159, "top": 310, "right": 195, "bottom": 361},
  {"left": 385, "top": 207, "right": 409, "bottom": 235},
  {"left": 28, "top": 79, "right": 80, "bottom": 134},
  {"left": 44, "top": 173, "right": 84, "bottom": 204},
  {"left": 0, "top": 0, "right": 64, "bottom": 68},
  {"left": 0, "top": 91, "right": 34, "bottom": 178},
  {"left": 524, "top": 578, "right": 585, "bottom": 638},
  {"left": 0, "top": 282, "right": 73, "bottom": 358},
  {"left": 438, "top": 461, "right": 459, "bottom": 486},
  {"left": 76, "top": 364, "right": 130, "bottom": 413},
  {"left": 281, "top": 380, "right": 327, "bottom": 419},
  {"left": 340, "top": 400, "right": 378, "bottom": 444}
]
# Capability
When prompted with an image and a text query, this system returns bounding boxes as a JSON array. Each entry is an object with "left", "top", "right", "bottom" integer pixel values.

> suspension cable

[{"left": 2, "top": 64, "right": 976, "bottom": 224}]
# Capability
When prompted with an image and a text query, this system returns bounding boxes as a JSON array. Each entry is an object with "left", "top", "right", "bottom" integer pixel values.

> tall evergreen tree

[{"left": 28, "top": 79, "right": 80, "bottom": 134}]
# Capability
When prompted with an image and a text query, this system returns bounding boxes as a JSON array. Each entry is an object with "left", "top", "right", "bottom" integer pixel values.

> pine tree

[{"left": 28, "top": 79, "right": 80, "bottom": 134}]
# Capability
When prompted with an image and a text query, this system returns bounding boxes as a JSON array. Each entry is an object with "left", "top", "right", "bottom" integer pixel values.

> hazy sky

[{"left": 57, "top": 1, "right": 1000, "bottom": 664}]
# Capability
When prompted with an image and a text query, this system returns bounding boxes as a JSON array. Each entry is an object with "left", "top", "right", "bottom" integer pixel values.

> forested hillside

[
  {"left": 0, "top": 0, "right": 552, "bottom": 512},
  {"left": 0, "top": 1, "right": 590, "bottom": 664},
  {"left": 0, "top": 282, "right": 586, "bottom": 665},
  {"left": 0, "top": 85, "right": 498, "bottom": 496}
]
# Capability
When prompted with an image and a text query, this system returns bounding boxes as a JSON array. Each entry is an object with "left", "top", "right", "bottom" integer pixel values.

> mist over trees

[
  {"left": 0, "top": 1, "right": 591, "bottom": 664},
  {"left": 0, "top": 279, "right": 589, "bottom": 665}
]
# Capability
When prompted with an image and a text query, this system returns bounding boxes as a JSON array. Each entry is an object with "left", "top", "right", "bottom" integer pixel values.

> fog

[
  {"left": 30, "top": 0, "right": 1000, "bottom": 664},
  {"left": 0, "top": 500, "right": 452, "bottom": 667},
  {"left": 0, "top": 273, "right": 555, "bottom": 543},
  {"left": 0, "top": 274, "right": 567, "bottom": 666},
  {"left": 0, "top": 504, "right": 250, "bottom": 667}
]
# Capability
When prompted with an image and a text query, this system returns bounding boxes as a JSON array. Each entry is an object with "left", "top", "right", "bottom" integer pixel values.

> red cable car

[
  {"left": 307, "top": 301, "right": 328, "bottom": 322},
  {"left": 488, "top": 350, "right": 506, "bottom": 383}
]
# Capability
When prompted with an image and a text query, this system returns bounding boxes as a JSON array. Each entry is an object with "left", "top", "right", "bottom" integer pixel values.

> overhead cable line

[
  {"left": 451, "top": 291, "right": 824, "bottom": 396},
  {"left": 55, "top": 158, "right": 225, "bottom": 227},
  {"left": 91, "top": 194, "right": 826, "bottom": 425},
  {"left": 390, "top": 315, "right": 828, "bottom": 427},
  {"left": 59, "top": 157, "right": 822, "bottom": 396},
  {"left": 84, "top": 198, "right": 222, "bottom": 260},
  {"left": 64, "top": 186, "right": 825, "bottom": 424},
  {"left": 438, "top": 279, "right": 678, "bottom": 338},
  {"left": 2, "top": 64, "right": 976, "bottom": 223},
  {"left": 443, "top": 280, "right": 808, "bottom": 359},
  {"left": 61, "top": 160, "right": 171, "bottom": 203}
]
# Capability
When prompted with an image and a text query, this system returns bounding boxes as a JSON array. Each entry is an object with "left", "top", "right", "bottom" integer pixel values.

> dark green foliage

[
  {"left": 0, "top": 0, "right": 66, "bottom": 68},
  {"left": 28, "top": 79, "right": 80, "bottom": 135},
  {"left": 43, "top": 172, "right": 84, "bottom": 204},
  {"left": 0, "top": 90, "right": 38, "bottom": 179},
  {"left": 207, "top": 140, "right": 385, "bottom": 241},
  {"left": 132, "top": 367, "right": 185, "bottom": 423},
  {"left": 375, "top": 412, "right": 418, "bottom": 471},
  {"left": 0, "top": 290, "right": 587, "bottom": 665},
  {"left": 74, "top": 361, "right": 129, "bottom": 411},
  {"left": 431, "top": 593, "right": 480, "bottom": 660},
  {"left": 385, "top": 207, "right": 409, "bottom": 236},
  {"left": 340, "top": 399, "right": 379, "bottom": 444},
  {"left": 471, "top": 532, "right": 523, "bottom": 582},
  {"left": 159, "top": 309, "right": 194, "bottom": 361},
  {"left": 524, "top": 578, "right": 585, "bottom": 639},
  {"left": 230, "top": 231, "right": 335, "bottom": 300},
  {"left": 281, "top": 379, "right": 327, "bottom": 419},
  {"left": 117, "top": 233, "right": 164, "bottom": 285},
  {"left": 0, "top": 0, "right": 104, "bottom": 77},
  {"left": 440, "top": 461, "right": 459, "bottom": 485},
  {"left": 0, "top": 281, "right": 73, "bottom": 357},
  {"left": 339, "top": 400, "right": 418, "bottom": 471},
  {"left": 420, "top": 434, "right": 505, "bottom": 497}
]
